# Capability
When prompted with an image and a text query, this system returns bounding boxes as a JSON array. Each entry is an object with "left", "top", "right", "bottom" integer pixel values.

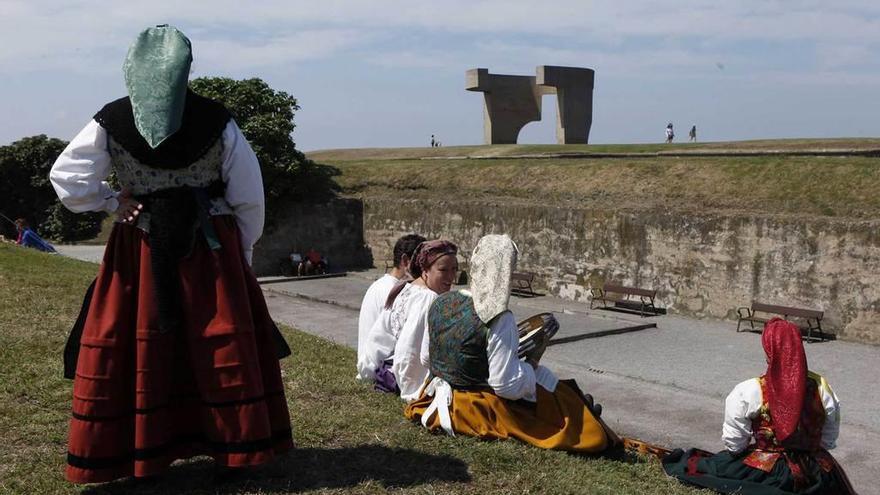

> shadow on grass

[{"left": 82, "top": 444, "right": 471, "bottom": 494}]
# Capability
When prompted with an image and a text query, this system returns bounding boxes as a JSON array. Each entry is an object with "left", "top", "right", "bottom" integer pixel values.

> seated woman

[
  {"left": 14, "top": 218, "right": 56, "bottom": 253},
  {"left": 405, "top": 234, "right": 617, "bottom": 453},
  {"left": 357, "top": 240, "right": 458, "bottom": 401},
  {"left": 663, "top": 319, "right": 855, "bottom": 494}
]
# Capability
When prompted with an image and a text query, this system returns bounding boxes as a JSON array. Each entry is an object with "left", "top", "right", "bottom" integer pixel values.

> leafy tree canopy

[
  {"left": 0, "top": 135, "right": 103, "bottom": 242},
  {"left": 0, "top": 78, "right": 331, "bottom": 241},
  {"left": 190, "top": 77, "right": 340, "bottom": 226}
]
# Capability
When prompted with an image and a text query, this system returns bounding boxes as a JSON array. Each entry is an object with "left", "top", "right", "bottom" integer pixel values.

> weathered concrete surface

[
  {"left": 466, "top": 68, "right": 542, "bottom": 145},
  {"left": 466, "top": 65, "right": 595, "bottom": 145},
  {"left": 260, "top": 270, "right": 880, "bottom": 495},
  {"left": 536, "top": 65, "right": 595, "bottom": 144},
  {"left": 253, "top": 198, "right": 372, "bottom": 277},
  {"left": 361, "top": 198, "right": 880, "bottom": 344}
]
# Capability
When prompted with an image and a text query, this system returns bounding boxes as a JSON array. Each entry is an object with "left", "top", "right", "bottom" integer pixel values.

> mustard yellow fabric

[{"left": 405, "top": 379, "right": 614, "bottom": 452}]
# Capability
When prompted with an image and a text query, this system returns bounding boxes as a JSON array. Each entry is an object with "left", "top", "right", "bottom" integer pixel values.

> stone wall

[
  {"left": 361, "top": 198, "right": 880, "bottom": 344},
  {"left": 253, "top": 197, "right": 372, "bottom": 276}
]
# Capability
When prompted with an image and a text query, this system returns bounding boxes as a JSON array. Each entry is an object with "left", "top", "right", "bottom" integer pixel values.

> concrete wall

[
  {"left": 253, "top": 197, "right": 372, "bottom": 276},
  {"left": 361, "top": 198, "right": 880, "bottom": 344}
]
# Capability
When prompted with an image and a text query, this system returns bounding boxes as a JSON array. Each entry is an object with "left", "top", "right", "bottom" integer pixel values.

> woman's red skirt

[{"left": 66, "top": 216, "right": 293, "bottom": 484}]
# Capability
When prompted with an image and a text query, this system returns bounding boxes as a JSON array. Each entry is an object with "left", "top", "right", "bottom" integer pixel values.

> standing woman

[
  {"left": 50, "top": 26, "right": 292, "bottom": 483},
  {"left": 663, "top": 319, "right": 854, "bottom": 494},
  {"left": 358, "top": 240, "right": 458, "bottom": 401}
]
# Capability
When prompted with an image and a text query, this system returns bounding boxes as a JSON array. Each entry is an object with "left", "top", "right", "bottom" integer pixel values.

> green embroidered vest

[{"left": 428, "top": 291, "right": 490, "bottom": 388}]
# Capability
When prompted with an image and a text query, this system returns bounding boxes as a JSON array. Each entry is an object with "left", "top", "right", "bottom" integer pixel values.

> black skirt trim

[
  {"left": 66, "top": 428, "right": 293, "bottom": 469},
  {"left": 71, "top": 390, "right": 287, "bottom": 422}
]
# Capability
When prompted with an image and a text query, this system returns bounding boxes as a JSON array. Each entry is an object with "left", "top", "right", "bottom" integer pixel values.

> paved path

[
  {"left": 56, "top": 247, "right": 880, "bottom": 494},
  {"left": 262, "top": 270, "right": 880, "bottom": 495}
]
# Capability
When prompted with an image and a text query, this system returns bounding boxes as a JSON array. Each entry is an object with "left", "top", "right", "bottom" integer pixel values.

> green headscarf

[{"left": 123, "top": 25, "right": 192, "bottom": 148}]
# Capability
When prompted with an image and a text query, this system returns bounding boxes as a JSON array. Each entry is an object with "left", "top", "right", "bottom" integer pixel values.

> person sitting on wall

[
  {"left": 358, "top": 240, "right": 458, "bottom": 400},
  {"left": 357, "top": 234, "right": 426, "bottom": 380},
  {"left": 14, "top": 218, "right": 57, "bottom": 253},
  {"left": 404, "top": 234, "right": 618, "bottom": 454},
  {"left": 662, "top": 318, "right": 855, "bottom": 494}
]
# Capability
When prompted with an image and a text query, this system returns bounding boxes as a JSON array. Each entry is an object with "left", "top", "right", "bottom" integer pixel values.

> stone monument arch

[{"left": 466, "top": 65, "right": 595, "bottom": 144}]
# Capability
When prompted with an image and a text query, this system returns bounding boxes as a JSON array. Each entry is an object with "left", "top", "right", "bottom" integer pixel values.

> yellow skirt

[{"left": 404, "top": 379, "right": 616, "bottom": 453}]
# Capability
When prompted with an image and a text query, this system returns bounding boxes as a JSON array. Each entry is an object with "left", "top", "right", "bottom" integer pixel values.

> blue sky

[{"left": 2, "top": 1, "right": 880, "bottom": 150}]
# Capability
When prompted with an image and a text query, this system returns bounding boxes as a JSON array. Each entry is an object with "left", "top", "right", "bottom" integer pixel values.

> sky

[{"left": 1, "top": 1, "right": 880, "bottom": 151}]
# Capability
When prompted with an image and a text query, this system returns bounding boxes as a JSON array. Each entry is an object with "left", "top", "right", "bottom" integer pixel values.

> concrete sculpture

[{"left": 466, "top": 65, "right": 595, "bottom": 145}]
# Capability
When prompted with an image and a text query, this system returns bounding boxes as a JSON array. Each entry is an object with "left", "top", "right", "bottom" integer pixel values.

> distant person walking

[
  {"left": 665, "top": 123, "right": 674, "bottom": 144},
  {"left": 431, "top": 134, "right": 436, "bottom": 147},
  {"left": 689, "top": 125, "right": 697, "bottom": 142}
]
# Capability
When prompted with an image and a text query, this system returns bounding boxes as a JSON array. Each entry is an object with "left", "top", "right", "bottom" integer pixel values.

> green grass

[
  {"left": 306, "top": 139, "right": 880, "bottom": 220},
  {"left": 316, "top": 153, "right": 880, "bottom": 220},
  {"left": 0, "top": 243, "right": 706, "bottom": 494},
  {"left": 307, "top": 138, "right": 880, "bottom": 162}
]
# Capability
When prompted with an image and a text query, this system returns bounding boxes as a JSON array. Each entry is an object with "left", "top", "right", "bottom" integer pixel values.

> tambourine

[{"left": 516, "top": 312, "right": 559, "bottom": 361}]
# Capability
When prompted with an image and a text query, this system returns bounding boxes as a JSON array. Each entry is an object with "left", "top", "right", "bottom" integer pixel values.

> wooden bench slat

[
  {"left": 590, "top": 283, "right": 658, "bottom": 317},
  {"left": 510, "top": 272, "right": 537, "bottom": 295},
  {"left": 737, "top": 302, "right": 826, "bottom": 341},
  {"left": 602, "top": 284, "right": 657, "bottom": 298},
  {"left": 751, "top": 302, "right": 823, "bottom": 319}
]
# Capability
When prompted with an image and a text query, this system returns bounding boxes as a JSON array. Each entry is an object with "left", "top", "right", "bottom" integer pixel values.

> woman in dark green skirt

[{"left": 662, "top": 319, "right": 855, "bottom": 495}]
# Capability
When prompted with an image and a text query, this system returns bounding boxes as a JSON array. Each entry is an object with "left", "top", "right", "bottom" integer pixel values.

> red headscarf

[{"left": 761, "top": 318, "right": 808, "bottom": 443}]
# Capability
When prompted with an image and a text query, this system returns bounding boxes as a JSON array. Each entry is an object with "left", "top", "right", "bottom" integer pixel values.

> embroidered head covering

[
  {"left": 123, "top": 25, "right": 192, "bottom": 148},
  {"left": 409, "top": 240, "right": 458, "bottom": 278},
  {"left": 761, "top": 318, "right": 808, "bottom": 443},
  {"left": 385, "top": 239, "right": 458, "bottom": 309},
  {"left": 469, "top": 234, "right": 518, "bottom": 324}
]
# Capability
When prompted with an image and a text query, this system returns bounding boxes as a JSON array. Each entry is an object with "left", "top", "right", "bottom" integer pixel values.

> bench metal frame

[
  {"left": 590, "top": 283, "right": 658, "bottom": 317},
  {"left": 511, "top": 271, "right": 537, "bottom": 296},
  {"left": 736, "top": 301, "right": 826, "bottom": 342}
]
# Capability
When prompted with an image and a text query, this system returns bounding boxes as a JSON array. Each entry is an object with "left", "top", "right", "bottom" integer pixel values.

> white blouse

[
  {"left": 722, "top": 374, "right": 841, "bottom": 454},
  {"left": 358, "top": 283, "right": 437, "bottom": 402},
  {"left": 486, "top": 311, "right": 558, "bottom": 402},
  {"left": 418, "top": 306, "right": 558, "bottom": 402},
  {"left": 356, "top": 273, "right": 399, "bottom": 374},
  {"left": 49, "top": 119, "right": 265, "bottom": 264}
]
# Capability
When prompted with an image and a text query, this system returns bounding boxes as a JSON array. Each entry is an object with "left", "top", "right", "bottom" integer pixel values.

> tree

[
  {"left": 0, "top": 135, "right": 103, "bottom": 242},
  {"left": 189, "top": 77, "right": 340, "bottom": 227}
]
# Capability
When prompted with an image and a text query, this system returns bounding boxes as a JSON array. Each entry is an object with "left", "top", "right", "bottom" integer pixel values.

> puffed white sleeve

[
  {"left": 220, "top": 119, "right": 264, "bottom": 265},
  {"left": 357, "top": 309, "right": 395, "bottom": 381},
  {"left": 722, "top": 379, "right": 762, "bottom": 454},
  {"left": 817, "top": 376, "right": 841, "bottom": 450},
  {"left": 420, "top": 307, "right": 432, "bottom": 368},
  {"left": 487, "top": 311, "right": 542, "bottom": 402},
  {"left": 50, "top": 120, "right": 118, "bottom": 214}
]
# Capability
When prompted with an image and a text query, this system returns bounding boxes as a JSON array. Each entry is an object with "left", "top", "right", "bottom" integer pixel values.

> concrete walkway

[
  {"left": 55, "top": 246, "right": 880, "bottom": 493},
  {"left": 262, "top": 269, "right": 880, "bottom": 495}
]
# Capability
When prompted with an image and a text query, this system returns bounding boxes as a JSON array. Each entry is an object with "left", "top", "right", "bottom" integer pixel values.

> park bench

[
  {"left": 511, "top": 271, "right": 537, "bottom": 296},
  {"left": 736, "top": 302, "right": 826, "bottom": 342},
  {"left": 590, "top": 283, "right": 659, "bottom": 317}
]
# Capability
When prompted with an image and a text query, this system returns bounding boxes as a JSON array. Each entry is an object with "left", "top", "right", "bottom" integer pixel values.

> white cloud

[
  {"left": 194, "top": 29, "right": 370, "bottom": 73},
  {"left": 3, "top": 0, "right": 880, "bottom": 147}
]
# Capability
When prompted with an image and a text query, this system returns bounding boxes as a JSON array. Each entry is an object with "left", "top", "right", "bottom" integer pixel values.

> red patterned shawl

[{"left": 761, "top": 318, "right": 808, "bottom": 443}]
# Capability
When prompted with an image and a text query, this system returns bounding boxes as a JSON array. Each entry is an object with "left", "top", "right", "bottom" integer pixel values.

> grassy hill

[{"left": 309, "top": 140, "right": 880, "bottom": 220}]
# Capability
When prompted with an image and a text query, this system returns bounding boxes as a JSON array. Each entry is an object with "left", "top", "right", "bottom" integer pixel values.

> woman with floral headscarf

[
  {"left": 404, "top": 234, "right": 617, "bottom": 453},
  {"left": 49, "top": 26, "right": 292, "bottom": 483},
  {"left": 663, "top": 319, "right": 854, "bottom": 494},
  {"left": 358, "top": 239, "right": 458, "bottom": 401}
]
